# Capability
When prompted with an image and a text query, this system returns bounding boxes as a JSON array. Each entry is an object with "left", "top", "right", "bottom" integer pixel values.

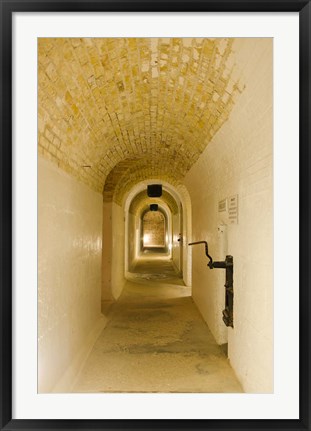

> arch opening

[{"left": 122, "top": 180, "right": 191, "bottom": 284}]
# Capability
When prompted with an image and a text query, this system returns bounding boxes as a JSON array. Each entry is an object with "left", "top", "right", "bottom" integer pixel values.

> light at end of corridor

[{"left": 143, "top": 234, "right": 151, "bottom": 244}]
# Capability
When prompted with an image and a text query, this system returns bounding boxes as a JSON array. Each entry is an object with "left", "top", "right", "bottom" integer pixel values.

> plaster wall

[
  {"left": 38, "top": 157, "right": 104, "bottom": 392},
  {"left": 102, "top": 202, "right": 113, "bottom": 301},
  {"left": 172, "top": 212, "right": 181, "bottom": 273},
  {"left": 128, "top": 211, "right": 136, "bottom": 269},
  {"left": 111, "top": 202, "right": 126, "bottom": 299},
  {"left": 184, "top": 39, "right": 273, "bottom": 392}
]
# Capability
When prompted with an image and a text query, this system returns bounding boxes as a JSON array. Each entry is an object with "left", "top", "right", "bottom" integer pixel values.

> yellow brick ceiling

[{"left": 38, "top": 37, "right": 241, "bottom": 200}]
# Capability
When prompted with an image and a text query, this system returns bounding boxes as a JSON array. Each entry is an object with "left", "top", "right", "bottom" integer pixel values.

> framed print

[{"left": 1, "top": 0, "right": 310, "bottom": 430}]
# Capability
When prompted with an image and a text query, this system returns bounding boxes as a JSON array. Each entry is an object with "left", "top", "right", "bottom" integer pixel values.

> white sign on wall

[
  {"left": 228, "top": 194, "right": 238, "bottom": 224},
  {"left": 218, "top": 198, "right": 227, "bottom": 212},
  {"left": 218, "top": 194, "right": 238, "bottom": 224}
]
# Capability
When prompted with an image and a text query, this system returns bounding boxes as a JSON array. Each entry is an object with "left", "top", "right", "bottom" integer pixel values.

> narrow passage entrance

[{"left": 73, "top": 255, "right": 242, "bottom": 393}]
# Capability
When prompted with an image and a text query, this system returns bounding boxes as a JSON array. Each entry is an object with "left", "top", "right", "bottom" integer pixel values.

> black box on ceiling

[
  {"left": 150, "top": 204, "right": 158, "bottom": 211},
  {"left": 147, "top": 184, "right": 162, "bottom": 197}
]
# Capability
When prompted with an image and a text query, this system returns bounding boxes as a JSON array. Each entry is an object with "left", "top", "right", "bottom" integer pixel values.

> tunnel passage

[{"left": 124, "top": 183, "right": 188, "bottom": 280}]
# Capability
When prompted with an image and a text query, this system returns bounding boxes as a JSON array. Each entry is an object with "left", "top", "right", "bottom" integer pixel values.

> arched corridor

[{"left": 38, "top": 37, "right": 273, "bottom": 394}]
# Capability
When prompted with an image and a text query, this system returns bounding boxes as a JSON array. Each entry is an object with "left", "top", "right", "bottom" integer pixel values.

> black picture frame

[{"left": 1, "top": 1, "right": 310, "bottom": 430}]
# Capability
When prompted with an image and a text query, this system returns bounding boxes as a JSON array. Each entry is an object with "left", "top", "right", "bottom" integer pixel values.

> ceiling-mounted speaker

[
  {"left": 150, "top": 204, "right": 158, "bottom": 211},
  {"left": 147, "top": 184, "right": 162, "bottom": 197}
]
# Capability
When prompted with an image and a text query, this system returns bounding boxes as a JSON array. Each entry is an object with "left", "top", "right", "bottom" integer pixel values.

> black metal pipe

[
  {"left": 188, "top": 241, "right": 213, "bottom": 266},
  {"left": 212, "top": 261, "right": 227, "bottom": 269},
  {"left": 188, "top": 240, "right": 234, "bottom": 328}
]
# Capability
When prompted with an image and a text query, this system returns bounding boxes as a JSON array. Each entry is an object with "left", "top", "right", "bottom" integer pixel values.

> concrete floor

[{"left": 73, "top": 255, "right": 243, "bottom": 393}]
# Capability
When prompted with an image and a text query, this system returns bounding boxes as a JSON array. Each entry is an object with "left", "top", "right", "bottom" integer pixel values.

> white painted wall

[
  {"left": 172, "top": 212, "right": 181, "bottom": 273},
  {"left": 111, "top": 202, "right": 126, "bottom": 299},
  {"left": 127, "top": 211, "right": 136, "bottom": 269},
  {"left": 176, "top": 187, "right": 192, "bottom": 288},
  {"left": 38, "top": 157, "right": 105, "bottom": 392},
  {"left": 184, "top": 39, "right": 273, "bottom": 392},
  {"left": 102, "top": 202, "right": 113, "bottom": 301}
]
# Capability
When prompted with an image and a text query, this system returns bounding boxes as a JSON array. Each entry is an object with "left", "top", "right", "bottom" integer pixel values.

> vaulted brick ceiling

[{"left": 38, "top": 37, "right": 242, "bottom": 201}]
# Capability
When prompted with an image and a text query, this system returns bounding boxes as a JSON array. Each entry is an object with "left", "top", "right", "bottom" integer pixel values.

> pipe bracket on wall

[{"left": 188, "top": 241, "right": 234, "bottom": 328}]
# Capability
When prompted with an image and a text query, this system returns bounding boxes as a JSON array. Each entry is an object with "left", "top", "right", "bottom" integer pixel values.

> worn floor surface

[{"left": 73, "top": 255, "right": 243, "bottom": 393}]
